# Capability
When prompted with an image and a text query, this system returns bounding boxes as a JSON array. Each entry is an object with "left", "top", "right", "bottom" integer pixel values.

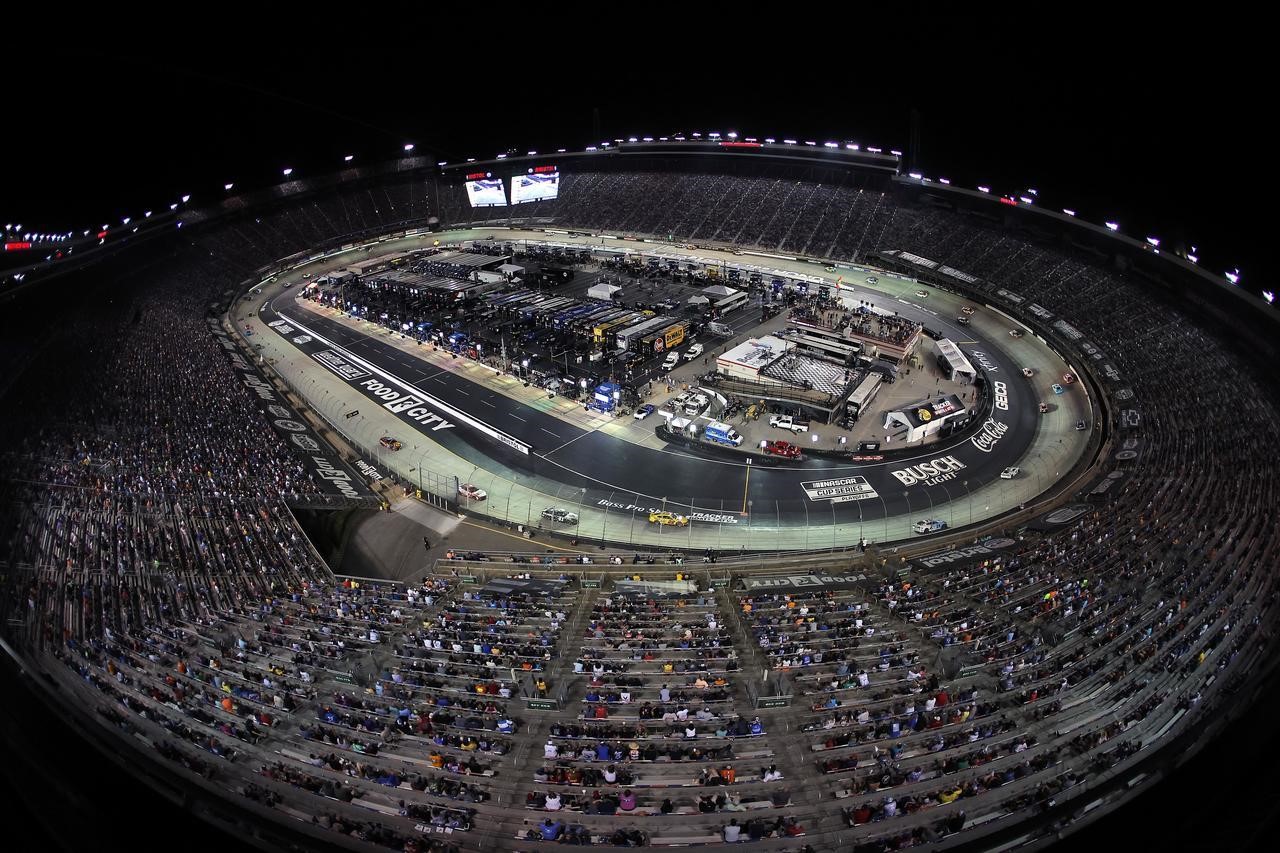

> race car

[
  {"left": 541, "top": 507, "right": 579, "bottom": 525},
  {"left": 634, "top": 404, "right": 656, "bottom": 420},
  {"left": 956, "top": 316, "right": 970, "bottom": 325},
  {"left": 914, "top": 288, "right": 928, "bottom": 298},
  {"left": 1075, "top": 420, "right": 1089, "bottom": 431},
  {"left": 457, "top": 483, "right": 487, "bottom": 502},
  {"left": 762, "top": 440, "right": 802, "bottom": 459},
  {"left": 1062, "top": 372, "right": 1077, "bottom": 384},
  {"left": 379, "top": 436, "right": 402, "bottom": 451},
  {"left": 1022, "top": 367, "right": 1035, "bottom": 377},
  {"left": 1009, "top": 329, "right": 1025, "bottom": 338},
  {"left": 961, "top": 306, "right": 976, "bottom": 315},
  {"left": 648, "top": 511, "right": 689, "bottom": 527},
  {"left": 913, "top": 518, "right": 947, "bottom": 534},
  {"left": 866, "top": 276, "right": 878, "bottom": 284},
  {"left": 1051, "top": 384, "right": 1065, "bottom": 395},
  {"left": 1000, "top": 466, "right": 1020, "bottom": 480},
  {"left": 1038, "top": 402, "right": 1051, "bottom": 413}
]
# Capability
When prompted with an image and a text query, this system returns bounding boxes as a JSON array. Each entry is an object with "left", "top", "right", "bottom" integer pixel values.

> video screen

[
  {"left": 510, "top": 170, "right": 560, "bottom": 204},
  {"left": 465, "top": 178, "right": 507, "bottom": 207}
]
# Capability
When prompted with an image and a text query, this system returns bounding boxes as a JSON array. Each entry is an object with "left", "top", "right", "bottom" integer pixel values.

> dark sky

[{"left": 1, "top": 22, "right": 1268, "bottom": 290}]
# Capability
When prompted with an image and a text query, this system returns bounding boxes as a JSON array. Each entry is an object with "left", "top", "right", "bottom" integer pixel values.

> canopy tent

[{"left": 587, "top": 282, "right": 622, "bottom": 301}]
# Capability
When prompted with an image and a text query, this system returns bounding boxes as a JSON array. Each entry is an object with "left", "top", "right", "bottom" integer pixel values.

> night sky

[{"left": 1, "top": 22, "right": 1267, "bottom": 292}]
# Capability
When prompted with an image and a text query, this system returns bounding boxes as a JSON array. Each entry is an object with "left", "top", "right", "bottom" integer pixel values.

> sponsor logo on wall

[
  {"left": 741, "top": 573, "right": 869, "bottom": 591},
  {"left": 915, "top": 537, "right": 1018, "bottom": 569},
  {"left": 206, "top": 317, "right": 368, "bottom": 499},
  {"left": 1027, "top": 303, "right": 1053, "bottom": 320},
  {"left": 996, "top": 288, "right": 1025, "bottom": 304},
  {"left": 594, "top": 498, "right": 740, "bottom": 525},
  {"left": 1042, "top": 505, "right": 1091, "bottom": 525},
  {"left": 1052, "top": 320, "right": 1083, "bottom": 341}
]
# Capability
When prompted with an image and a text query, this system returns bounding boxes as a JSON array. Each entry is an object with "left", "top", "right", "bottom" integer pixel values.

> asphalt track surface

[{"left": 260, "top": 288, "right": 1037, "bottom": 527}]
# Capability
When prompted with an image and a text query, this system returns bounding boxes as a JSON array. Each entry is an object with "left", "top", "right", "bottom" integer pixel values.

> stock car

[
  {"left": 1022, "top": 367, "right": 1035, "bottom": 377},
  {"left": 541, "top": 507, "right": 579, "bottom": 525},
  {"left": 1038, "top": 402, "right": 1051, "bottom": 413},
  {"left": 956, "top": 316, "right": 971, "bottom": 326},
  {"left": 1062, "top": 372, "right": 1077, "bottom": 384},
  {"left": 913, "top": 518, "right": 947, "bottom": 534},
  {"left": 762, "top": 440, "right": 803, "bottom": 459},
  {"left": 457, "top": 483, "right": 488, "bottom": 502},
  {"left": 379, "top": 436, "right": 403, "bottom": 451},
  {"left": 648, "top": 511, "right": 689, "bottom": 527},
  {"left": 961, "top": 306, "right": 976, "bottom": 315},
  {"left": 914, "top": 288, "right": 927, "bottom": 298},
  {"left": 1000, "top": 466, "right": 1020, "bottom": 479},
  {"left": 634, "top": 404, "right": 656, "bottom": 420},
  {"left": 1051, "top": 384, "right": 1065, "bottom": 395},
  {"left": 1010, "top": 329, "right": 1025, "bottom": 338}
]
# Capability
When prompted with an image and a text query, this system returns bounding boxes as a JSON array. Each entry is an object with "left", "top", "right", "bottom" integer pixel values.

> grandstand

[{"left": 1, "top": 141, "right": 1278, "bottom": 853}]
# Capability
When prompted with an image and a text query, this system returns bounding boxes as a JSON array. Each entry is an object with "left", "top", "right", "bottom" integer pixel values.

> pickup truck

[{"left": 769, "top": 415, "right": 810, "bottom": 433}]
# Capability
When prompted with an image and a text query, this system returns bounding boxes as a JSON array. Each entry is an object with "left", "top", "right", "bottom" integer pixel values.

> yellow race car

[{"left": 648, "top": 511, "right": 689, "bottom": 527}]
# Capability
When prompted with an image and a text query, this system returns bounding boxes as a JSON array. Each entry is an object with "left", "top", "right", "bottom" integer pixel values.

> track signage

[{"left": 800, "top": 476, "right": 879, "bottom": 503}]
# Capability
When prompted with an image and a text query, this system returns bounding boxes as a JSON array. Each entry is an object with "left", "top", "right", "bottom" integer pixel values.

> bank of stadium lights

[
  {"left": 764, "top": 138, "right": 775, "bottom": 144},
  {"left": 224, "top": 183, "right": 234, "bottom": 191},
  {"left": 977, "top": 186, "right": 990, "bottom": 193},
  {"left": 1027, "top": 188, "right": 1038, "bottom": 196},
  {"left": 1063, "top": 209, "right": 1075, "bottom": 216},
  {"left": 846, "top": 144, "right": 859, "bottom": 151},
  {"left": 1146, "top": 237, "right": 1160, "bottom": 247},
  {"left": 170, "top": 204, "right": 178, "bottom": 211},
  {"left": 403, "top": 143, "right": 414, "bottom": 152},
  {"left": 642, "top": 137, "right": 653, "bottom": 142},
  {"left": 181, "top": 195, "right": 190, "bottom": 203},
  {"left": 890, "top": 149, "right": 903, "bottom": 157},
  {"left": 344, "top": 154, "right": 354, "bottom": 162},
  {"left": 783, "top": 139, "right": 798, "bottom": 145},
  {"left": 1105, "top": 221, "right": 1120, "bottom": 231},
  {"left": 282, "top": 168, "right": 293, "bottom": 176},
  {"left": 557, "top": 148, "right": 567, "bottom": 153},
  {"left": 824, "top": 142, "right": 839, "bottom": 149},
  {"left": 867, "top": 147, "right": 882, "bottom": 153},
  {"left": 727, "top": 132, "right": 738, "bottom": 139},
  {"left": 939, "top": 178, "right": 951, "bottom": 185},
  {"left": 144, "top": 211, "right": 152, "bottom": 218},
  {"left": 908, "top": 172, "right": 923, "bottom": 180},
  {"left": 1225, "top": 269, "right": 1241, "bottom": 285},
  {"left": 1019, "top": 196, "right": 1034, "bottom": 205}
]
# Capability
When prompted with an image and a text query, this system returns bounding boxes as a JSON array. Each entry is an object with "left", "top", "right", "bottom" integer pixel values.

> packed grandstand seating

[{"left": 1, "top": 162, "right": 1278, "bottom": 851}]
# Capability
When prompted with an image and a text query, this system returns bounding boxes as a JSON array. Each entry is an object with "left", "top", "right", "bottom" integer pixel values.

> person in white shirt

[
  {"left": 544, "top": 741, "right": 558, "bottom": 759},
  {"left": 723, "top": 820, "right": 741, "bottom": 842},
  {"left": 544, "top": 792, "right": 562, "bottom": 811}
]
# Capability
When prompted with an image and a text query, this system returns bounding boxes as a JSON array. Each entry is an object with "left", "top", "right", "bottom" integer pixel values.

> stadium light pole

[{"left": 963, "top": 480, "right": 972, "bottom": 525}]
